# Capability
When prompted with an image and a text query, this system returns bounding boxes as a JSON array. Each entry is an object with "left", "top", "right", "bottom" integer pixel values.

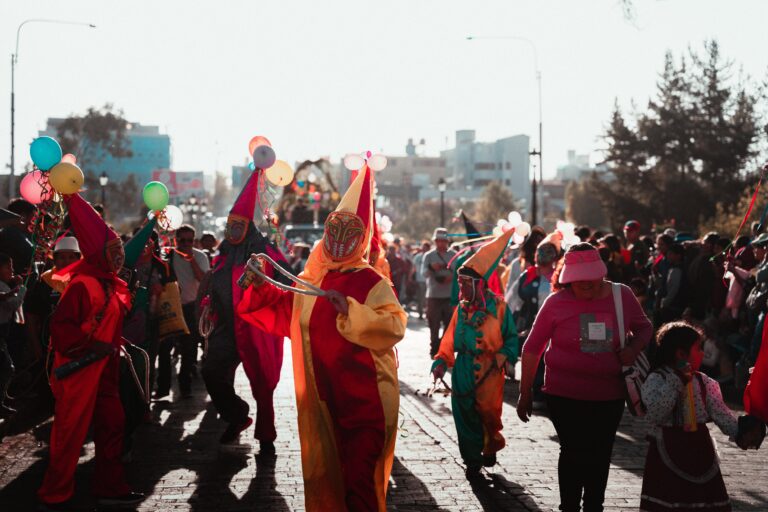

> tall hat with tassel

[
  {"left": 460, "top": 227, "right": 515, "bottom": 281},
  {"left": 63, "top": 193, "right": 121, "bottom": 271}
]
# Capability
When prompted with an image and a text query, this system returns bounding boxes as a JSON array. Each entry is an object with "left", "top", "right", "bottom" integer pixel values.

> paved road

[{"left": 1, "top": 316, "right": 767, "bottom": 511}]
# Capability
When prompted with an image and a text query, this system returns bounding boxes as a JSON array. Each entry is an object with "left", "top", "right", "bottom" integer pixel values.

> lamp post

[
  {"left": 466, "top": 35, "right": 543, "bottom": 225},
  {"left": 99, "top": 171, "right": 108, "bottom": 206},
  {"left": 437, "top": 178, "right": 447, "bottom": 227},
  {"left": 9, "top": 19, "right": 96, "bottom": 200}
]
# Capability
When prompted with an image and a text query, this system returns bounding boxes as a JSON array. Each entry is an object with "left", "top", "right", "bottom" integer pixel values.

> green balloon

[{"left": 143, "top": 181, "right": 169, "bottom": 211}]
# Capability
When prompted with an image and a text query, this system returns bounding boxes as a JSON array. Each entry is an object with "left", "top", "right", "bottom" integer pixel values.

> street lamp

[
  {"left": 9, "top": 19, "right": 96, "bottom": 199},
  {"left": 466, "top": 35, "right": 543, "bottom": 225},
  {"left": 437, "top": 178, "right": 447, "bottom": 227},
  {"left": 99, "top": 171, "right": 108, "bottom": 205}
]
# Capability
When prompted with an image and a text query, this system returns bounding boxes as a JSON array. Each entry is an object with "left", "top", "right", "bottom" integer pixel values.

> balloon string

[{"left": 247, "top": 253, "right": 326, "bottom": 297}]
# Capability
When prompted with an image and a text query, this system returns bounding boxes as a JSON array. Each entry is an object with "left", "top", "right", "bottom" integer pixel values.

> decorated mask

[
  {"left": 105, "top": 238, "right": 126, "bottom": 273},
  {"left": 323, "top": 211, "right": 365, "bottom": 262},
  {"left": 225, "top": 215, "right": 249, "bottom": 245}
]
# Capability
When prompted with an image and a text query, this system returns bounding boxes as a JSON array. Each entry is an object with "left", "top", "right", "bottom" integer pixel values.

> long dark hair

[
  {"left": 551, "top": 242, "right": 597, "bottom": 291},
  {"left": 652, "top": 321, "right": 702, "bottom": 370}
]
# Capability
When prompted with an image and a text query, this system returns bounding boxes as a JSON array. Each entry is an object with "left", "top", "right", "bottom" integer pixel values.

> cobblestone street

[{"left": 1, "top": 316, "right": 767, "bottom": 511}]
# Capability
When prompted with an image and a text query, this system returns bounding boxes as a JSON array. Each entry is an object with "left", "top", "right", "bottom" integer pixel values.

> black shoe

[
  {"left": 96, "top": 492, "right": 145, "bottom": 506},
  {"left": 259, "top": 441, "right": 276, "bottom": 455},
  {"left": 220, "top": 418, "right": 253, "bottom": 444},
  {"left": 465, "top": 464, "right": 483, "bottom": 480},
  {"left": 482, "top": 453, "right": 497, "bottom": 467},
  {"left": 0, "top": 404, "right": 17, "bottom": 419}
]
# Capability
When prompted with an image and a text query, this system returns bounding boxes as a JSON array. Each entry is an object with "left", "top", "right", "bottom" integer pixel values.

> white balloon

[
  {"left": 252, "top": 145, "right": 277, "bottom": 169},
  {"left": 493, "top": 226, "right": 503, "bottom": 237},
  {"left": 496, "top": 219, "right": 506, "bottom": 227},
  {"left": 515, "top": 222, "right": 531, "bottom": 238},
  {"left": 513, "top": 233, "right": 525, "bottom": 245},
  {"left": 368, "top": 154, "right": 388, "bottom": 171},
  {"left": 507, "top": 211, "right": 522, "bottom": 226},
  {"left": 343, "top": 154, "right": 365, "bottom": 171},
  {"left": 159, "top": 205, "right": 184, "bottom": 231}
]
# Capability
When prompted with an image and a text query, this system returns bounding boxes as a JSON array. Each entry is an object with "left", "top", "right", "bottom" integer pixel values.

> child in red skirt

[{"left": 640, "top": 321, "right": 765, "bottom": 512}]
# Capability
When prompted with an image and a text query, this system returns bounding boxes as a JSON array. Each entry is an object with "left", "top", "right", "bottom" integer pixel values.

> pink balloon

[
  {"left": 61, "top": 153, "right": 77, "bottom": 164},
  {"left": 248, "top": 136, "right": 272, "bottom": 155},
  {"left": 20, "top": 170, "right": 53, "bottom": 205}
]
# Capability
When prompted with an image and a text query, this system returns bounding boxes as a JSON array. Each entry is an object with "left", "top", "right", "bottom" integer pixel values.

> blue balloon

[
  {"left": 297, "top": 180, "right": 305, "bottom": 188},
  {"left": 30, "top": 136, "right": 62, "bottom": 171},
  {"left": 248, "top": 161, "right": 256, "bottom": 171}
]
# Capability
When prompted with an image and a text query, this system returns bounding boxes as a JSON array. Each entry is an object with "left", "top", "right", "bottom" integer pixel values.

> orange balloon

[{"left": 248, "top": 136, "right": 272, "bottom": 155}]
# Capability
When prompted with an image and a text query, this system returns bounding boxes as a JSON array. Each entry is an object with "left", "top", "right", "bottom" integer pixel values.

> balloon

[
  {"left": 248, "top": 161, "right": 256, "bottom": 171},
  {"left": 493, "top": 226, "right": 503, "bottom": 237},
  {"left": 513, "top": 233, "right": 525, "bottom": 245},
  {"left": 248, "top": 136, "right": 272, "bottom": 155},
  {"left": 507, "top": 211, "right": 522, "bottom": 226},
  {"left": 20, "top": 171, "right": 52, "bottom": 205},
  {"left": 297, "top": 180, "right": 305, "bottom": 188},
  {"left": 368, "top": 154, "right": 387, "bottom": 171},
  {"left": 29, "top": 136, "right": 62, "bottom": 171},
  {"left": 516, "top": 222, "right": 531, "bottom": 238},
  {"left": 501, "top": 222, "right": 514, "bottom": 233},
  {"left": 265, "top": 160, "right": 295, "bottom": 186},
  {"left": 496, "top": 219, "right": 506, "bottom": 227},
  {"left": 49, "top": 162, "right": 84, "bottom": 195},
  {"left": 252, "top": 145, "right": 276, "bottom": 169},
  {"left": 164, "top": 205, "right": 184, "bottom": 231},
  {"left": 61, "top": 153, "right": 77, "bottom": 164},
  {"left": 343, "top": 154, "right": 365, "bottom": 171},
  {"left": 143, "top": 181, "right": 170, "bottom": 211}
]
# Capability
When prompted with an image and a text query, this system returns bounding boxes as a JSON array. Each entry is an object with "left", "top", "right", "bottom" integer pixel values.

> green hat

[{"left": 124, "top": 217, "right": 158, "bottom": 269}]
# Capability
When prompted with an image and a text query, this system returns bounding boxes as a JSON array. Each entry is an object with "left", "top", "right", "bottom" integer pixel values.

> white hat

[{"left": 54, "top": 236, "right": 81, "bottom": 254}]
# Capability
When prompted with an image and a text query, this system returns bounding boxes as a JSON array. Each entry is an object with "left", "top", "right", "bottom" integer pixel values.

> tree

[
  {"left": 598, "top": 40, "right": 763, "bottom": 233},
  {"left": 475, "top": 182, "right": 518, "bottom": 226},
  {"left": 56, "top": 104, "right": 132, "bottom": 175},
  {"left": 565, "top": 176, "right": 609, "bottom": 229}
]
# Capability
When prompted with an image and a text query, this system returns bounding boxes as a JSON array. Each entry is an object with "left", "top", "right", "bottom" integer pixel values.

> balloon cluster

[
  {"left": 343, "top": 151, "right": 388, "bottom": 172},
  {"left": 20, "top": 136, "right": 84, "bottom": 205},
  {"left": 248, "top": 136, "right": 295, "bottom": 186},
  {"left": 493, "top": 211, "right": 531, "bottom": 245},
  {"left": 142, "top": 181, "right": 184, "bottom": 231},
  {"left": 555, "top": 221, "right": 582, "bottom": 249}
]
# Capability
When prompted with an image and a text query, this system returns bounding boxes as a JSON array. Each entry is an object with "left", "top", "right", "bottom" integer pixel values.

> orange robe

[{"left": 238, "top": 268, "right": 406, "bottom": 511}]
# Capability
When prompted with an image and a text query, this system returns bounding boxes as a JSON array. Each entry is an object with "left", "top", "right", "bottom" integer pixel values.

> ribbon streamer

[{"left": 247, "top": 253, "right": 326, "bottom": 297}]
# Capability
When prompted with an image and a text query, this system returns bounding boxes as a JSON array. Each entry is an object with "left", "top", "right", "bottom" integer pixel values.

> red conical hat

[
  {"left": 64, "top": 193, "right": 119, "bottom": 269},
  {"left": 229, "top": 169, "right": 260, "bottom": 222}
]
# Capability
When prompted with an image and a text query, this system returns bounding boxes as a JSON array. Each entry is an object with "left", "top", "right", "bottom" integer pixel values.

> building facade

[{"left": 39, "top": 119, "right": 171, "bottom": 184}]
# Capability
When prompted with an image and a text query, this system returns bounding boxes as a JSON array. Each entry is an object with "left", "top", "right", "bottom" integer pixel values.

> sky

[{"left": 1, "top": 0, "right": 767, "bottom": 182}]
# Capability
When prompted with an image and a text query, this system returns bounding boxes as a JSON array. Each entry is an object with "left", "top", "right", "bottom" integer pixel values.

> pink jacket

[{"left": 522, "top": 283, "right": 653, "bottom": 401}]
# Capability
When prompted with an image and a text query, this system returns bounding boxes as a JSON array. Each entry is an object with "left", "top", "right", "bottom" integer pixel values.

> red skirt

[{"left": 640, "top": 426, "right": 731, "bottom": 512}]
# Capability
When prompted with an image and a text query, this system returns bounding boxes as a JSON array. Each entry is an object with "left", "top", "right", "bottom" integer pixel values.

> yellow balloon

[
  {"left": 265, "top": 160, "right": 295, "bottom": 187},
  {"left": 49, "top": 162, "right": 84, "bottom": 195}
]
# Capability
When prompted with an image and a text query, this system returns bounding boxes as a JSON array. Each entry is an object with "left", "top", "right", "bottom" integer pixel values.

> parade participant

[
  {"left": 237, "top": 165, "right": 407, "bottom": 511},
  {"left": 38, "top": 193, "right": 142, "bottom": 509},
  {"left": 0, "top": 253, "right": 26, "bottom": 418},
  {"left": 517, "top": 243, "right": 653, "bottom": 512},
  {"left": 623, "top": 220, "right": 648, "bottom": 281},
  {"left": 201, "top": 168, "right": 290, "bottom": 447},
  {"left": 40, "top": 237, "right": 81, "bottom": 293},
  {"left": 431, "top": 227, "right": 519, "bottom": 478},
  {"left": 423, "top": 228, "right": 456, "bottom": 357},
  {"left": 640, "top": 321, "right": 766, "bottom": 512}
]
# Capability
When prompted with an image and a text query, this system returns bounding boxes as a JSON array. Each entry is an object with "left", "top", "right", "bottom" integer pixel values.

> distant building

[
  {"left": 152, "top": 169, "right": 205, "bottom": 204},
  {"left": 434, "top": 130, "right": 531, "bottom": 204},
  {"left": 39, "top": 119, "right": 171, "bottom": 184},
  {"left": 555, "top": 150, "right": 607, "bottom": 181}
]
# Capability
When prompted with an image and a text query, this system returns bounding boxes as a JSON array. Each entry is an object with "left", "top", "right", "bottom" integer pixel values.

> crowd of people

[{"left": 0, "top": 163, "right": 767, "bottom": 512}]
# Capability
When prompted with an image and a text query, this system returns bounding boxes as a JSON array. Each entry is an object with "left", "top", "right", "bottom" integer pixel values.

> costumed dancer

[
  {"left": 201, "top": 168, "right": 291, "bottom": 447},
  {"left": 38, "top": 193, "right": 143, "bottom": 510},
  {"left": 431, "top": 227, "right": 520, "bottom": 478},
  {"left": 237, "top": 165, "right": 407, "bottom": 511},
  {"left": 640, "top": 321, "right": 766, "bottom": 512}
]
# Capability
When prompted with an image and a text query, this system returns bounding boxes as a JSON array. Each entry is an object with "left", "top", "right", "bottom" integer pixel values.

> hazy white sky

[{"left": 2, "top": 0, "right": 766, "bottom": 181}]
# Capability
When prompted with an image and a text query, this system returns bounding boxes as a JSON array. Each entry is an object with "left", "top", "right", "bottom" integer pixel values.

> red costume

[{"left": 38, "top": 193, "right": 133, "bottom": 505}]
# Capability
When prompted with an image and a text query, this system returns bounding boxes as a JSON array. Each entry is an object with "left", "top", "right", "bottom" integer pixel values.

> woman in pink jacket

[{"left": 517, "top": 243, "right": 653, "bottom": 512}]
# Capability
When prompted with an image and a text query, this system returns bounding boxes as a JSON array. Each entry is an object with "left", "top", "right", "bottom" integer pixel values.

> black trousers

[
  {"left": 545, "top": 394, "right": 625, "bottom": 512},
  {"left": 201, "top": 329, "right": 249, "bottom": 426},
  {"left": 156, "top": 303, "right": 199, "bottom": 395},
  {"left": 426, "top": 298, "right": 453, "bottom": 357}
]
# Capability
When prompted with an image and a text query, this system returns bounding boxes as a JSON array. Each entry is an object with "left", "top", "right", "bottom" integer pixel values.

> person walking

[
  {"left": 412, "top": 241, "right": 431, "bottom": 320},
  {"left": 517, "top": 243, "right": 653, "bottom": 512},
  {"left": 422, "top": 228, "right": 456, "bottom": 357}
]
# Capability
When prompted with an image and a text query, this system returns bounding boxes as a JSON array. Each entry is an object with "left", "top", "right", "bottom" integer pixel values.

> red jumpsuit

[{"left": 38, "top": 274, "right": 131, "bottom": 504}]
